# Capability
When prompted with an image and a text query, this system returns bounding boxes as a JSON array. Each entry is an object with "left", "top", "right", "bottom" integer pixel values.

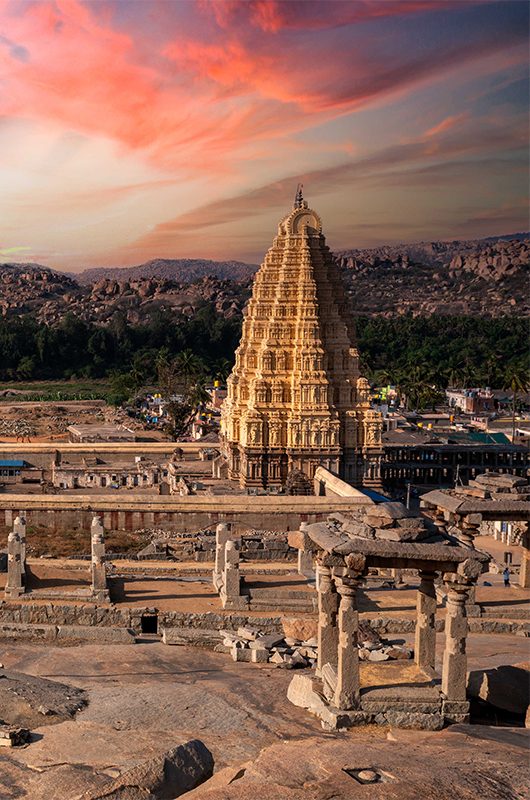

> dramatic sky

[{"left": 0, "top": 0, "right": 528, "bottom": 270}]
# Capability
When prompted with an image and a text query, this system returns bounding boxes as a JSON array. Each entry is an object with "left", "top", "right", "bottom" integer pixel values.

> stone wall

[{"left": 0, "top": 494, "right": 371, "bottom": 535}]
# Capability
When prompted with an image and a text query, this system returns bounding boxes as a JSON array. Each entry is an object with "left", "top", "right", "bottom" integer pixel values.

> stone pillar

[
  {"left": 13, "top": 516, "right": 26, "bottom": 582},
  {"left": 334, "top": 575, "right": 361, "bottom": 711},
  {"left": 5, "top": 528, "right": 23, "bottom": 598},
  {"left": 520, "top": 524, "right": 530, "bottom": 589},
  {"left": 298, "top": 548, "right": 314, "bottom": 579},
  {"left": 213, "top": 522, "right": 230, "bottom": 591},
  {"left": 91, "top": 516, "right": 109, "bottom": 602},
  {"left": 316, "top": 564, "right": 338, "bottom": 676},
  {"left": 441, "top": 582, "right": 470, "bottom": 701},
  {"left": 456, "top": 514, "right": 480, "bottom": 549},
  {"left": 220, "top": 539, "right": 248, "bottom": 610},
  {"left": 414, "top": 570, "right": 437, "bottom": 671}
]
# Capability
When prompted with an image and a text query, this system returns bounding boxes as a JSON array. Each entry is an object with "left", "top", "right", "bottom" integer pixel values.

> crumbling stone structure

[
  {"left": 288, "top": 501, "right": 490, "bottom": 730},
  {"left": 422, "top": 472, "right": 530, "bottom": 589},
  {"left": 90, "top": 515, "right": 110, "bottom": 602},
  {"left": 220, "top": 189, "right": 383, "bottom": 489},
  {"left": 212, "top": 523, "right": 248, "bottom": 610},
  {"left": 5, "top": 516, "right": 26, "bottom": 599}
]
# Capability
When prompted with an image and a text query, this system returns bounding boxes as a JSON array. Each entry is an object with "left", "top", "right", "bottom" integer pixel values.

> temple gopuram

[{"left": 220, "top": 188, "right": 383, "bottom": 489}]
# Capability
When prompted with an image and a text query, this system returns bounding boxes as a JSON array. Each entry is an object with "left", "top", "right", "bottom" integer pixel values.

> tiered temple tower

[{"left": 220, "top": 189, "right": 382, "bottom": 489}]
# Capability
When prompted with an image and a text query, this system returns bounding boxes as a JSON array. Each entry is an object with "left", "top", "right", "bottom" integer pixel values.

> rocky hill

[
  {"left": 336, "top": 236, "right": 528, "bottom": 316},
  {"left": 0, "top": 264, "right": 250, "bottom": 325},
  {"left": 1, "top": 235, "right": 528, "bottom": 323},
  {"left": 75, "top": 258, "right": 257, "bottom": 285}
]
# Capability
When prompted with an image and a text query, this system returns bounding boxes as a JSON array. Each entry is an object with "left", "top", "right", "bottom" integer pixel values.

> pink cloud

[
  {"left": 0, "top": 0, "right": 521, "bottom": 178},
  {"left": 424, "top": 113, "right": 469, "bottom": 138},
  {"left": 200, "top": 1, "right": 461, "bottom": 33}
]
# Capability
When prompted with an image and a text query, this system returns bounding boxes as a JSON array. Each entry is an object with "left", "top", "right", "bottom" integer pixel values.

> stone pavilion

[{"left": 220, "top": 188, "right": 383, "bottom": 489}]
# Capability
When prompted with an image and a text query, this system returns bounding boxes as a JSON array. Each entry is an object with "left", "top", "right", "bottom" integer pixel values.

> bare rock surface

[
  {"left": 0, "top": 667, "right": 87, "bottom": 728},
  {"left": 187, "top": 725, "right": 530, "bottom": 799}
]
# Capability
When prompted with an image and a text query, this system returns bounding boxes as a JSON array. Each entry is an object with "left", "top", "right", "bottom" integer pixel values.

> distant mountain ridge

[
  {"left": 1, "top": 233, "right": 528, "bottom": 322},
  {"left": 74, "top": 258, "right": 258, "bottom": 285}
]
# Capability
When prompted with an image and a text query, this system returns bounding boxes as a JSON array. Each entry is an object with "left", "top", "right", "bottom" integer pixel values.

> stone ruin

[
  {"left": 4, "top": 514, "right": 110, "bottom": 603},
  {"left": 422, "top": 472, "right": 530, "bottom": 589},
  {"left": 287, "top": 500, "right": 490, "bottom": 730}
]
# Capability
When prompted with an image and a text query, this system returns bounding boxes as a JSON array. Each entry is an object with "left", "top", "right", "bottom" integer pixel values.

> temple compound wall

[
  {"left": 220, "top": 190, "right": 383, "bottom": 490},
  {"left": 0, "top": 493, "right": 373, "bottom": 535}
]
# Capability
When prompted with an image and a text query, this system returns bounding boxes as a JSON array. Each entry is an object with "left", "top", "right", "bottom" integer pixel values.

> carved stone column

[
  {"left": 316, "top": 564, "right": 338, "bottom": 676},
  {"left": 213, "top": 522, "right": 230, "bottom": 591},
  {"left": 13, "top": 515, "right": 26, "bottom": 584},
  {"left": 91, "top": 515, "right": 109, "bottom": 602},
  {"left": 334, "top": 575, "right": 361, "bottom": 711},
  {"left": 5, "top": 529, "right": 23, "bottom": 598},
  {"left": 456, "top": 514, "right": 480, "bottom": 549},
  {"left": 298, "top": 548, "right": 314, "bottom": 579},
  {"left": 415, "top": 570, "right": 437, "bottom": 671},
  {"left": 220, "top": 539, "right": 248, "bottom": 610},
  {"left": 441, "top": 582, "right": 470, "bottom": 701},
  {"left": 520, "top": 523, "right": 530, "bottom": 589}
]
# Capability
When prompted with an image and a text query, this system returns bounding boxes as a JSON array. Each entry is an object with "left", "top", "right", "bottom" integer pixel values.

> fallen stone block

[
  {"left": 467, "top": 664, "right": 530, "bottom": 715},
  {"left": 0, "top": 726, "right": 31, "bottom": 747},
  {"left": 237, "top": 626, "right": 260, "bottom": 641},
  {"left": 367, "top": 649, "right": 390, "bottom": 662},
  {"left": 269, "top": 652, "right": 284, "bottom": 665},
  {"left": 231, "top": 645, "right": 252, "bottom": 662},
  {"left": 251, "top": 633, "right": 284, "bottom": 649},
  {"left": 281, "top": 616, "right": 317, "bottom": 642},
  {"left": 81, "top": 739, "right": 214, "bottom": 799},
  {"left": 162, "top": 627, "right": 221, "bottom": 647},
  {"left": 250, "top": 648, "right": 269, "bottom": 664},
  {"left": 287, "top": 674, "right": 327, "bottom": 715},
  {"left": 385, "top": 646, "right": 413, "bottom": 660}
]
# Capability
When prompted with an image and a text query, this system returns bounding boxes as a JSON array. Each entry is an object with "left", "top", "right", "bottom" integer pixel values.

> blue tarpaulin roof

[
  {"left": 0, "top": 460, "right": 26, "bottom": 467},
  {"left": 359, "top": 488, "right": 392, "bottom": 503}
]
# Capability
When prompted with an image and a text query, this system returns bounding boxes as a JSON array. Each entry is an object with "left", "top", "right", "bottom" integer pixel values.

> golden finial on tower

[{"left": 294, "top": 183, "right": 303, "bottom": 209}]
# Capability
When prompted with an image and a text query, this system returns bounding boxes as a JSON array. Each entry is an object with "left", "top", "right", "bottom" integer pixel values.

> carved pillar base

[
  {"left": 441, "top": 583, "right": 470, "bottom": 701},
  {"left": 334, "top": 575, "right": 361, "bottom": 711},
  {"left": 415, "top": 570, "right": 437, "bottom": 671},
  {"left": 316, "top": 564, "right": 338, "bottom": 677}
]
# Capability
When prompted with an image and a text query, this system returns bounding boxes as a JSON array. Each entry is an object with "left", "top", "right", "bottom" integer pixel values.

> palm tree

[
  {"left": 175, "top": 349, "right": 203, "bottom": 379},
  {"left": 214, "top": 358, "right": 232, "bottom": 384},
  {"left": 504, "top": 366, "right": 529, "bottom": 440}
]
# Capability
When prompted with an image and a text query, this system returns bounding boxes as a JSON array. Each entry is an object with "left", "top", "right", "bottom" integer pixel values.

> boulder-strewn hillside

[
  {"left": 75, "top": 258, "right": 257, "bottom": 285},
  {"left": 1, "top": 235, "right": 528, "bottom": 323},
  {"left": 0, "top": 263, "right": 250, "bottom": 325},
  {"left": 336, "top": 236, "right": 528, "bottom": 316},
  {"left": 0, "top": 263, "right": 78, "bottom": 318}
]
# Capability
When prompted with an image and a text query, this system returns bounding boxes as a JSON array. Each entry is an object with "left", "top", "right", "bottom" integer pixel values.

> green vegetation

[
  {"left": 0, "top": 311, "right": 527, "bottom": 412},
  {"left": 0, "top": 306, "right": 241, "bottom": 387},
  {"left": 357, "top": 315, "right": 529, "bottom": 410}
]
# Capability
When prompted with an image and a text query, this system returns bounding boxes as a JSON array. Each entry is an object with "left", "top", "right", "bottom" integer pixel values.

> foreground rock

[
  {"left": 81, "top": 739, "right": 214, "bottom": 799},
  {"left": 0, "top": 668, "right": 87, "bottom": 728},
  {"left": 467, "top": 662, "right": 530, "bottom": 715},
  {"left": 187, "top": 725, "right": 530, "bottom": 799}
]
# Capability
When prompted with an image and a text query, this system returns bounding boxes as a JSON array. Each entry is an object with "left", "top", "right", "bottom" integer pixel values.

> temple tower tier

[{"left": 220, "top": 191, "right": 383, "bottom": 489}]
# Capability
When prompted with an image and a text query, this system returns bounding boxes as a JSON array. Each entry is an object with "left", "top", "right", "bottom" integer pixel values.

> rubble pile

[
  {"left": 138, "top": 528, "right": 296, "bottom": 562},
  {"left": 324, "top": 502, "right": 445, "bottom": 545},
  {"left": 219, "top": 624, "right": 412, "bottom": 668},
  {"left": 0, "top": 420, "right": 35, "bottom": 438}
]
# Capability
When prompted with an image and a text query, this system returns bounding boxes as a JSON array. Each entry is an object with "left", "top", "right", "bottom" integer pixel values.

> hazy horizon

[{"left": 1, "top": 0, "right": 528, "bottom": 270}]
